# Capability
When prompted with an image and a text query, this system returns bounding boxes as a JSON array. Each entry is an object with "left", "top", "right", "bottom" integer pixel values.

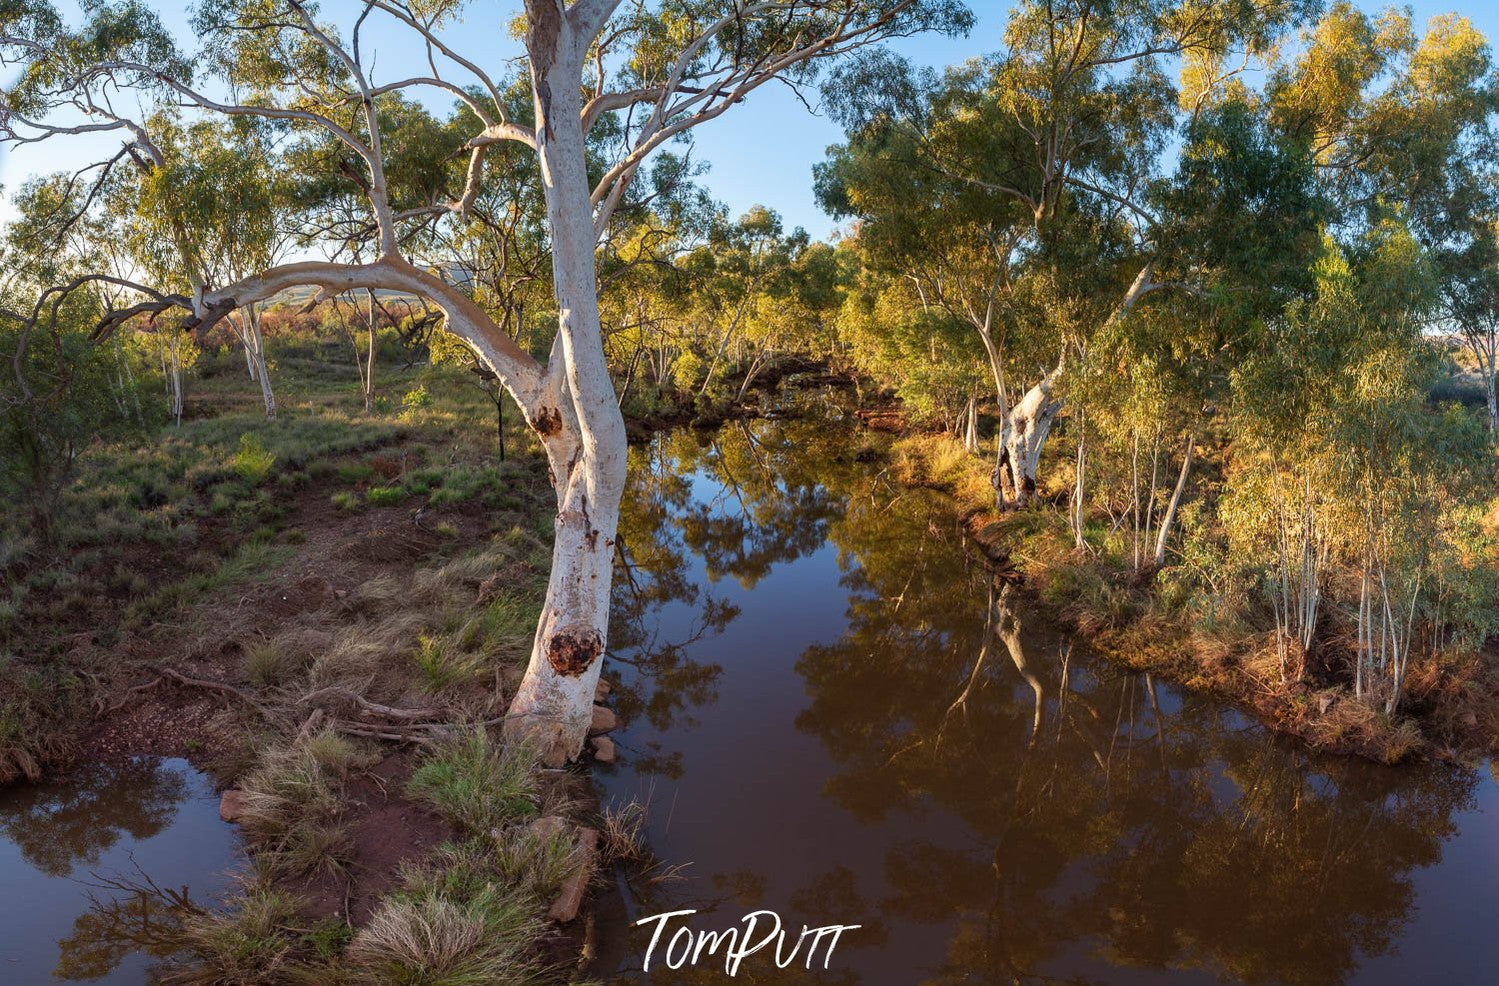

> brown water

[
  {"left": 0, "top": 757, "right": 241, "bottom": 982},
  {"left": 597, "top": 407, "right": 1499, "bottom": 985}
]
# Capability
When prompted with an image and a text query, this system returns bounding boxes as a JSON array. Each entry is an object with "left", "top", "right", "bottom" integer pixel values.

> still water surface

[
  {"left": 0, "top": 757, "right": 239, "bottom": 983},
  {"left": 597, "top": 408, "right": 1499, "bottom": 985}
]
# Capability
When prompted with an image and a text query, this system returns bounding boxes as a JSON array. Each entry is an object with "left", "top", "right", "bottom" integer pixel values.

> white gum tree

[{"left": 1, "top": 0, "right": 970, "bottom": 762}]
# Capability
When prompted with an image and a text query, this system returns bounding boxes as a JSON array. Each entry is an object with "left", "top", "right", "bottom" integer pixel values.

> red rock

[
  {"left": 219, "top": 789, "right": 247, "bottom": 823},
  {"left": 589, "top": 705, "right": 618, "bottom": 735},
  {"left": 548, "top": 827, "right": 598, "bottom": 923},
  {"left": 590, "top": 735, "right": 616, "bottom": 764}
]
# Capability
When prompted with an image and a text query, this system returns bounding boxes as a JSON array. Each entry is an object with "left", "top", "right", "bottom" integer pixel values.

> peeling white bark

[
  {"left": 502, "top": 5, "right": 628, "bottom": 765},
  {"left": 999, "top": 363, "right": 1064, "bottom": 507}
]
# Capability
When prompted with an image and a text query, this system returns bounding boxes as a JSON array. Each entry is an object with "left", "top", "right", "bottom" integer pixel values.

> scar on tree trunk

[{"left": 546, "top": 625, "right": 603, "bottom": 676}]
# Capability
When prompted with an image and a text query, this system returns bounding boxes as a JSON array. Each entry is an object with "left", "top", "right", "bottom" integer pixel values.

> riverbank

[
  {"left": 0, "top": 344, "right": 615, "bottom": 981},
  {"left": 886, "top": 432, "right": 1499, "bottom": 764}
]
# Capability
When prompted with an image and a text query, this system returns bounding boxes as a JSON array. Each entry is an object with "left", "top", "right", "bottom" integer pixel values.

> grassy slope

[{"left": 0, "top": 328, "right": 621, "bottom": 982}]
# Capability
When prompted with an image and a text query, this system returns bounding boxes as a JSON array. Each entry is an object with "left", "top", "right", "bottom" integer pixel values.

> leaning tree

[{"left": 1, "top": 0, "right": 970, "bottom": 762}]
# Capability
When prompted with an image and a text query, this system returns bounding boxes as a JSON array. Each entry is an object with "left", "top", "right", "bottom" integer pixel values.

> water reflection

[
  {"left": 0, "top": 757, "right": 239, "bottom": 983},
  {"left": 600, "top": 411, "right": 1485, "bottom": 985},
  {"left": 0, "top": 759, "right": 189, "bottom": 877}
]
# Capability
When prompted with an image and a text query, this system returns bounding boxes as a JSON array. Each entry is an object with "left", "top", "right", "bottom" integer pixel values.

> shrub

[
  {"left": 366, "top": 485, "right": 409, "bottom": 506},
  {"left": 400, "top": 385, "right": 433, "bottom": 418},
  {"left": 232, "top": 433, "right": 277, "bottom": 484}
]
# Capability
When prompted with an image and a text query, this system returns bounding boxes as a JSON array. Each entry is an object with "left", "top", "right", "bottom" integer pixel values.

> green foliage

[
  {"left": 0, "top": 302, "right": 154, "bottom": 540},
  {"left": 366, "top": 485, "right": 409, "bottom": 506},
  {"left": 231, "top": 433, "right": 276, "bottom": 484},
  {"left": 400, "top": 385, "right": 433, "bottom": 417}
]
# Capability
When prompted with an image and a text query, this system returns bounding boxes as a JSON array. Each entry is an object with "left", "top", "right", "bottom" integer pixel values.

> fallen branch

[
  {"left": 299, "top": 686, "right": 442, "bottom": 722},
  {"left": 154, "top": 667, "right": 279, "bottom": 721},
  {"left": 105, "top": 675, "right": 165, "bottom": 714}
]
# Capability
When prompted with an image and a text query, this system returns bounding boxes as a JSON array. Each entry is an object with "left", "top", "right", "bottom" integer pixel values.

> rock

[
  {"left": 526, "top": 815, "right": 570, "bottom": 841},
  {"left": 548, "top": 826, "right": 598, "bottom": 923},
  {"left": 589, "top": 705, "right": 618, "bottom": 735},
  {"left": 590, "top": 735, "right": 616, "bottom": 764},
  {"left": 219, "top": 789, "right": 247, "bottom": 823},
  {"left": 594, "top": 678, "right": 612, "bottom": 702}
]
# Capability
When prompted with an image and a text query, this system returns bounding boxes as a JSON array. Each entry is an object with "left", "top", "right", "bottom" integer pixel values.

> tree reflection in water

[
  {"left": 0, "top": 757, "right": 219, "bottom": 982},
  {"left": 0, "top": 759, "right": 187, "bottom": 878},
  {"left": 608, "top": 411, "right": 1480, "bottom": 985}
]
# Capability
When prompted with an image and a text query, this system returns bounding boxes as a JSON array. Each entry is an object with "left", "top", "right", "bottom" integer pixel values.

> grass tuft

[
  {"left": 347, "top": 888, "right": 543, "bottom": 986},
  {"left": 406, "top": 728, "right": 538, "bottom": 833}
]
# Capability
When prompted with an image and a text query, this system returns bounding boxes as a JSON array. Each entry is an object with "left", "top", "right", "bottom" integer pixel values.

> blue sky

[{"left": 2, "top": 2, "right": 1496, "bottom": 239}]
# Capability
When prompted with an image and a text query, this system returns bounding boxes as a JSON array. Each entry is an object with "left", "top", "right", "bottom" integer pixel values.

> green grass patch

[
  {"left": 405, "top": 728, "right": 537, "bottom": 833},
  {"left": 366, "top": 485, "right": 409, "bottom": 506},
  {"left": 232, "top": 433, "right": 277, "bottom": 484},
  {"left": 411, "top": 633, "right": 488, "bottom": 692}
]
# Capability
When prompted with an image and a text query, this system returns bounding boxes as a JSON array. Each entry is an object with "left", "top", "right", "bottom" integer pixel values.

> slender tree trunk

[
  {"left": 975, "top": 328, "right": 1012, "bottom": 509},
  {"left": 504, "top": 18, "right": 628, "bottom": 765},
  {"left": 1152, "top": 431, "right": 1196, "bottom": 566},
  {"left": 1485, "top": 373, "right": 1497, "bottom": 438},
  {"left": 1131, "top": 430, "right": 1141, "bottom": 570},
  {"left": 243, "top": 333, "right": 258, "bottom": 381},
  {"left": 493, "top": 389, "right": 507, "bottom": 463},
  {"left": 1072, "top": 411, "right": 1087, "bottom": 550},
  {"left": 247, "top": 305, "right": 275, "bottom": 420},
  {"left": 364, "top": 289, "right": 377, "bottom": 413},
  {"left": 1142, "top": 426, "right": 1161, "bottom": 564},
  {"left": 963, "top": 393, "right": 979, "bottom": 453},
  {"left": 167, "top": 332, "right": 184, "bottom": 427}
]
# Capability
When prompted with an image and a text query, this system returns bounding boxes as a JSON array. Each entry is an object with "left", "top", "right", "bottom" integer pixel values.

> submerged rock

[{"left": 590, "top": 735, "right": 616, "bottom": 763}]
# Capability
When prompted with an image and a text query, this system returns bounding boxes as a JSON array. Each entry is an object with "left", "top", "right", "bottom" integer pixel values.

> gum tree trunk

[
  {"left": 1000, "top": 364, "right": 1063, "bottom": 508},
  {"left": 503, "top": 8, "right": 629, "bottom": 765},
  {"left": 364, "top": 289, "right": 377, "bottom": 413},
  {"left": 1152, "top": 431, "right": 1195, "bottom": 566},
  {"left": 247, "top": 304, "right": 275, "bottom": 420}
]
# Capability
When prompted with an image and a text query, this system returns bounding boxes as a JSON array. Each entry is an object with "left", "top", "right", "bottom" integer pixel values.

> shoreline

[{"left": 883, "top": 428, "right": 1499, "bottom": 766}]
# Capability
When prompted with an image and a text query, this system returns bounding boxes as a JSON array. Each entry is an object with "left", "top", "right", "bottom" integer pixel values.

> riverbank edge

[
  {"left": 1, "top": 455, "right": 616, "bottom": 981},
  {"left": 884, "top": 430, "right": 1499, "bottom": 765}
]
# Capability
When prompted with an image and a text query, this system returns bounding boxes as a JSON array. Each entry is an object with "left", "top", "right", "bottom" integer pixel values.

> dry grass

[
  {"left": 0, "top": 665, "right": 89, "bottom": 783},
  {"left": 598, "top": 800, "right": 648, "bottom": 865},
  {"left": 236, "top": 730, "right": 376, "bottom": 876},
  {"left": 347, "top": 888, "right": 545, "bottom": 986}
]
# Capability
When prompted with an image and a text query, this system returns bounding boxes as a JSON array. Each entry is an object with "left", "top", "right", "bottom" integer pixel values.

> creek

[{"left": 593, "top": 402, "right": 1499, "bottom": 985}]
